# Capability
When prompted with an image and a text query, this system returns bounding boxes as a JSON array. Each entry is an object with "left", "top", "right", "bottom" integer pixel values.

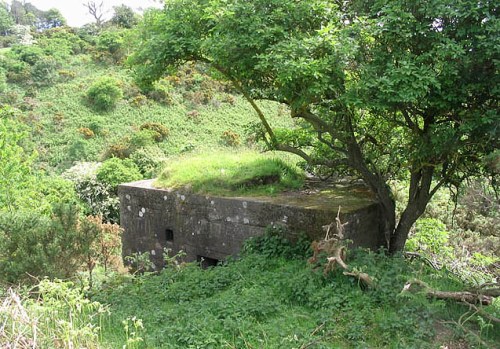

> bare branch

[{"left": 83, "top": 1, "right": 105, "bottom": 26}]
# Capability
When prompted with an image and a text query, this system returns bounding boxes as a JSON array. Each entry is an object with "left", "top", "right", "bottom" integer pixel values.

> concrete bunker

[{"left": 119, "top": 179, "right": 386, "bottom": 269}]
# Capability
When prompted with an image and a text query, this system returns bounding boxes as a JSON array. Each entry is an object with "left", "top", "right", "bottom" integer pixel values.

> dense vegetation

[
  {"left": 0, "top": 1, "right": 498, "bottom": 348},
  {"left": 131, "top": 0, "right": 498, "bottom": 253}
]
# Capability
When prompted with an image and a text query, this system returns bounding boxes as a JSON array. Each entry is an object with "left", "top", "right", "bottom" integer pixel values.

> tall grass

[
  {"left": 0, "top": 280, "right": 108, "bottom": 348},
  {"left": 155, "top": 150, "right": 305, "bottom": 195}
]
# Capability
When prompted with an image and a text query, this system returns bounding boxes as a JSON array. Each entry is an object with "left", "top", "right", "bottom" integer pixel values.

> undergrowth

[{"left": 91, "top": 234, "right": 499, "bottom": 349}]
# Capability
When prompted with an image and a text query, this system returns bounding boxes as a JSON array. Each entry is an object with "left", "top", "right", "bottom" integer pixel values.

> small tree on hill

[{"left": 129, "top": 0, "right": 499, "bottom": 253}]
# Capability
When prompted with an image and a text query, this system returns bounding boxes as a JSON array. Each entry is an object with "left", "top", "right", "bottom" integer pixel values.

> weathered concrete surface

[{"left": 119, "top": 179, "right": 385, "bottom": 268}]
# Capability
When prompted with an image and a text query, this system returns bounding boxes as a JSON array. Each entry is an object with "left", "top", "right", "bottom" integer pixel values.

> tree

[
  {"left": 111, "top": 4, "right": 138, "bottom": 28},
  {"left": 38, "top": 8, "right": 66, "bottom": 30},
  {"left": 9, "top": 0, "right": 37, "bottom": 26},
  {"left": 129, "top": 0, "right": 499, "bottom": 253},
  {"left": 0, "top": 2, "right": 14, "bottom": 35},
  {"left": 83, "top": 0, "right": 105, "bottom": 27}
]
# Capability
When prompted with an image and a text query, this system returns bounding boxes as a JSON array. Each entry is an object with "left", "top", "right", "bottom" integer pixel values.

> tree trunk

[
  {"left": 388, "top": 166, "right": 436, "bottom": 254},
  {"left": 389, "top": 208, "right": 420, "bottom": 253}
]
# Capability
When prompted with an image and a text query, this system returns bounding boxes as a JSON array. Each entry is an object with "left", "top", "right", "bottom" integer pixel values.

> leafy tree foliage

[
  {"left": 111, "top": 4, "right": 138, "bottom": 28},
  {"left": 130, "top": 0, "right": 499, "bottom": 252},
  {"left": 0, "top": 2, "right": 13, "bottom": 35},
  {"left": 0, "top": 1, "right": 65, "bottom": 33},
  {"left": 37, "top": 8, "right": 66, "bottom": 30}
]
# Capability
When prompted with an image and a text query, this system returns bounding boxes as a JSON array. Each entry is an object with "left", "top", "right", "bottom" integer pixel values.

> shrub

[
  {"left": 8, "top": 44, "right": 44, "bottom": 65},
  {"left": 406, "top": 218, "right": 452, "bottom": 257},
  {"left": 78, "top": 127, "right": 95, "bottom": 139},
  {"left": 58, "top": 69, "right": 76, "bottom": 81},
  {"left": 0, "top": 205, "right": 93, "bottom": 282},
  {"left": 243, "top": 224, "right": 311, "bottom": 260},
  {"left": 148, "top": 78, "right": 174, "bottom": 104},
  {"left": 82, "top": 215, "right": 122, "bottom": 273},
  {"left": 0, "top": 281, "right": 107, "bottom": 348},
  {"left": 139, "top": 122, "right": 169, "bottom": 141},
  {"left": 95, "top": 29, "right": 126, "bottom": 63},
  {"left": 130, "top": 93, "right": 148, "bottom": 107},
  {"left": 128, "top": 129, "right": 157, "bottom": 149},
  {"left": 2, "top": 56, "right": 30, "bottom": 83},
  {"left": 130, "top": 145, "right": 167, "bottom": 177},
  {"left": 104, "top": 141, "right": 130, "bottom": 159},
  {"left": 31, "top": 57, "right": 60, "bottom": 86},
  {"left": 62, "top": 162, "right": 119, "bottom": 223},
  {"left": 221, "top": 130, "right": 241, "bottom": 147},
  {"left": 86, "top": 77, "right": 123, "bottom": 111},
  {"left": 96, "top": 157, "right": 143, "bottom": 193}
]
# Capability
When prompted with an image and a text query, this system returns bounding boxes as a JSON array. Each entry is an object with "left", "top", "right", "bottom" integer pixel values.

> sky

[{"left": 6, "top": 0, "right": 163, "bottom": 27}]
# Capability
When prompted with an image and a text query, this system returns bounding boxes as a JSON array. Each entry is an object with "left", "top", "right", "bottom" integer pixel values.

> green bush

[
  {"left": 62, "top": 162, "right": 119, "bottom": 223},
  {"left": 130, "top": 145, "right": 167, "bottom": 177},
  {"left": 31, "top": 56, "right": 60, "bottom": 86},
  {"left": 86, "top": 77, "right": 123, "bottom": 111},
  {"left": 129, "top": 129, "right": 157, "bottom": 149},
  {"left": 0, "top": 205, "right": 92, "bottom": 283},
  {"left": 405, "top": 218, "right": 453, "bottom": 259},
  {"left": 37, "top": 27, "right": 86, "bottom": 58},
  {"left": 8, "top": 44, "right": 44, "bottom": 65},
  {"left": 95, "top": 29, "right": 126, "bottom": 63},
  {"left": 1, "top": 56, "right": 30, "bottom": 83},
  {"left": 139, "top": 122, "right": 169, "bottom": 141},
  {"left": 96, "top": 157, "right": 143, "bottom": 193},
  {"left": 243, "top": 224, "right": 311, "bottom": 260},
  {"left": 147, "top": 78, "right": 174, "bottom": 104}
]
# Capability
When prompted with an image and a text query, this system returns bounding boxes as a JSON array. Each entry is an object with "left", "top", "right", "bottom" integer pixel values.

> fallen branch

[
  {"left": 308, "top": 207, "right": 375, "bottom": 288},
  {"left": 403, "top": 251, "right": 439, "bottom": 270},
  {"left": 402, "top": 279, "right": 493, "bottom": 305},
  {"left": 460, "top": 302, "right": 500, "bottom": 324}
]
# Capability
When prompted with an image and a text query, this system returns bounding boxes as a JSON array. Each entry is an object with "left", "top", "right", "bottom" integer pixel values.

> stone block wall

[{"left": 119, "top": 179, "right": 385, "bottom": 268}]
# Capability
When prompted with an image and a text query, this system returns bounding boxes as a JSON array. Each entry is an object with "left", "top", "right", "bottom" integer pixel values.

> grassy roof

[{"left": 155, "top": 151, "right": 304, "bottom": 196}]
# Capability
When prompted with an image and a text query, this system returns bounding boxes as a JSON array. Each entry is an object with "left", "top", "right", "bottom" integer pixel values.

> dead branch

[
  {"left": 308, "top": 207, "right": 375, "bottom": 288},
  {"left": 460, "top": 302, "right": 500, "bottom": 324},
  {"left": 403, "top": 251, "right": 439, "bottom": 270},
  {"left": 402, "top": 279, "right": 493, "bottom": 305}
]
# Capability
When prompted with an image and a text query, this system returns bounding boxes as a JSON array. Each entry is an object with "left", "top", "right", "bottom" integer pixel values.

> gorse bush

[
  {"left": 95, "top": 29, "right": 126, "bottom": 63},
  {"left": 0, "top": 205, "right": 85, "bottom": 282},
  {"left": 8, "top": 45, "right": 44, "bottom": 65},
  {"left": 96, "top": 157, "right": 143, "bottom": 193},
  {"left": 0, "top": 205, "right": 123, "bottom": 284},
  {"left": 139, "top": 122, "right": 169, "bottom": 141},
  {"left": 86, "top": 77, "right": 123, "bottom": 111},
  {"left": 0, "top": 68, "right": 6, "bottom": 93}
]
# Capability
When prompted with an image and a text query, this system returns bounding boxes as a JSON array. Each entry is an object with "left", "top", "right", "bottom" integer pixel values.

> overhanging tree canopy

[{"left": 129, "top": 0, "right": 499, "bottom": 252}]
